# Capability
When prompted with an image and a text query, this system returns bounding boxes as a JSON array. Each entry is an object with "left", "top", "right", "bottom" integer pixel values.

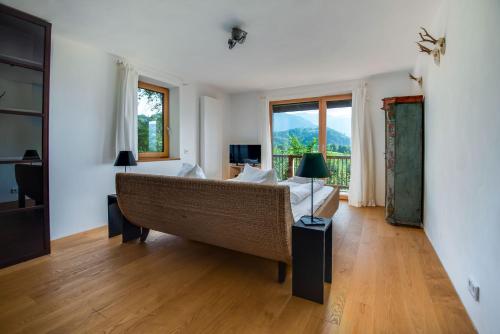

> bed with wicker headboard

[{"left": 115, "top": 173, "right": 339, "bottom": 281}]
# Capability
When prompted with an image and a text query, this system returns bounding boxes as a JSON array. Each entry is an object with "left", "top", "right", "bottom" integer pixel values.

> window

[
  {"left": 270, "top": 94, "right": 352, "bottom": 190},
  {"left": 272, "top": 101, "right": 320, "bottom": 155},
  {"left": 137, "top": 82, "right": 169, "bottom": 160}
]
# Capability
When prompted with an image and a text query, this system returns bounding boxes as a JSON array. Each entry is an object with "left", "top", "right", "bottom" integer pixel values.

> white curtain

[
  {"left": 115, "top": 62, "right": 139, "bottom": 158},
  {"left": 259, "top": 97, "right": 272, "bottom": 170},
  {"left": 349, "top": 81, "right": 376, "bottom": 207}
]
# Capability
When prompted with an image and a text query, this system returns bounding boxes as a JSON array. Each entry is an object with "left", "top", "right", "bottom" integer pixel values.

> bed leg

[
  {"left": 140, "top": 228, "right": 150, "bottom": 243},
  {"left": 278, "top": 261, "right": 287, "bottom": 283},
  {"left": 122, "top": 218, "right": 141, "bottom": 243}
]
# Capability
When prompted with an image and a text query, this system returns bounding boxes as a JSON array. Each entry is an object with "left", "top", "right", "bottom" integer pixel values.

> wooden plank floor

[{"left": 0, "top": 202, "right": 476, "bottom": 333}]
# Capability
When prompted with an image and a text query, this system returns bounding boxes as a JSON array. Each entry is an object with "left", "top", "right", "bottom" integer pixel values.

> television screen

[{"left": 229, "top": 145, "right": 261, "bottom": 164}]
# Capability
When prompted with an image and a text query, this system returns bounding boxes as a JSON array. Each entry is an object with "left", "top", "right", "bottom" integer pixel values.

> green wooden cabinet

[{"left": 383, "top": 96, "right": 424, "bottom": 227}]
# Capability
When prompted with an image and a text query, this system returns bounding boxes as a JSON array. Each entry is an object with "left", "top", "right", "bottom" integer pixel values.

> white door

[{"left": 200, "top": 96, "right": 223, "bottom": 179}]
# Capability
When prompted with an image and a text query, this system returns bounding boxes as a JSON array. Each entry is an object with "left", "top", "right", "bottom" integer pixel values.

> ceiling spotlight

[{"left": 228, "top": 27, "right": 247, "bottom": 50}]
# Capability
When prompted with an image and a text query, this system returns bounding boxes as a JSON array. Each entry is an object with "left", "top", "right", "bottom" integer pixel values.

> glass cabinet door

[
  {"left": 0, "top": 113, "right": 42, "bottom": 161},
  {"left": 0, "top": 163, "right": 43, "bottom": 211},
  {"left": 0, "top": 63, "right": 43, "bottom": 113},
  {"left": 0, "top": 113, "right": 43, "bottom": 211},
  {"left": 0, "top": 12, "right": 45, "bottom": 67}
]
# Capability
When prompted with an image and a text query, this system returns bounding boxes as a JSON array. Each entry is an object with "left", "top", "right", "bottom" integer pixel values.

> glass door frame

[{"left": 269, "top": 93, "right": 352, "bottom": 157}]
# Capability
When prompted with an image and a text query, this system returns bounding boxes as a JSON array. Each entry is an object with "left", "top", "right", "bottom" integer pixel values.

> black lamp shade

[
  {"left": 114, "top": 151, "right": 137, "bottom": 167},
  {"left": 296, "top": 153, "right": 330, "bottom": 178},
  {"left": 23, "top": 149, "right": 40, "bottom": 160}
]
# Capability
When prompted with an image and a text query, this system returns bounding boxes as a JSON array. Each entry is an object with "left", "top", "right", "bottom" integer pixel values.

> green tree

[
  {"left": 286, "top": 135, "right": 317, "bottom": 155},
  {"left": 138, "top": 88, "right": 164, "bottom": 153},
  {"left": 306, "top": 137, "right": 318, "bottom": 153}
]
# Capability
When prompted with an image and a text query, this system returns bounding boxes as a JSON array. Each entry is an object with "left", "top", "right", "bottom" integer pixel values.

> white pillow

[
  {"left": 235, "top": 164, "right": 277, "bottom": 184},
  {"left": 187, "top": 165, "right": 207, "bottom": 179},
  {"left": 177, "top": 163, "right": 207, "bottom": 179},
  {"left": 177, "top": 163, "right": 194, "bottom": 176}
]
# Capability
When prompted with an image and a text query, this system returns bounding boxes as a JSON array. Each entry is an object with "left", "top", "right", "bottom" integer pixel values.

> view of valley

[
  {"left": 272, "top": 108, "right": 352, "bottom": 155},
  {"left": 272, "top": 107, "right": 352, "bottom": 188},
  {"left": 137, "top": 87, "right": 164, "bottom": 153}
]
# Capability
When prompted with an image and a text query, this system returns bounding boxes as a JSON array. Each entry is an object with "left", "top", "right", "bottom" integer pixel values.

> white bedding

[
  {"left": 279, "top": 180, "right": 324, "bottom": 204},
  {"left": 229, "top": 164, "right": 278, "bottom": 184},
  {"left": 289, "top": 186, "right": 334, "bottom": 222}
]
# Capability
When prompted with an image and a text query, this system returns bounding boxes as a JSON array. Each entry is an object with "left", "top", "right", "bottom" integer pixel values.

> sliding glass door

[
  {"left": 270, "top": 95, "right": 352, "bottom": 190},
  {"left": 271, "top": 101, "right": 319, "bottom": 180},
  {"left": 326, "top": 99, "right": 352, "bottom": 190}
]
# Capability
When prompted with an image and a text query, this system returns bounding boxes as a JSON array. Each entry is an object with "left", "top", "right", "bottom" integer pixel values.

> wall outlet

[
  {"left": 468, "top": 278, "right": 480, "bottom": 302},
  {"left": 10, "top": 187, "right": 18, "bottom": 194}
]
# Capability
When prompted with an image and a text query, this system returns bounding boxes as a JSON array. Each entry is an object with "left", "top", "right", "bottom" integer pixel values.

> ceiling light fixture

[{"left": 228, "top": 27, "right": 247, "bottom": 50}]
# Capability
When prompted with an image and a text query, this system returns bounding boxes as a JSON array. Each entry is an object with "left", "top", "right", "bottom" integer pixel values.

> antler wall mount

[
  {"left": 408, "top": 73, "right": 423, "bottom": 87},
  {"left": 416, "top": 27, "right": 446, "bottom": 66}
]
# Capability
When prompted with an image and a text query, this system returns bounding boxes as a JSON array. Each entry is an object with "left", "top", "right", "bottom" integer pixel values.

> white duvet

[
  {"left": 289, "top": 186, "right": 333, "bottom": 222},
  {"left": 278, "top": 179, "right": 334, "bottom": 222},
  {"left": 280, "top": 180, "right": 324, "bottom": 204}
]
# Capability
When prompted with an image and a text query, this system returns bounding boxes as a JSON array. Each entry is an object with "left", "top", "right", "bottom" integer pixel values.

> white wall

[
  {"left": 49, "top": 35, "right": 117, "bottom": 239},
  {"left": 49, "top": 35, "right": 228, "bottom": 239},
  {"left": 228, "top": 73, "right": 416, "bottom": 205},
  {"left": 366, "top": 72, "right": 418, "bottom": 205},
  {"left": 421, "top": 0, "right": 500, "bottom": 332},
  {"left": 200, "top": 96, "right": 224, "bottom": 179},
  {"left": 227, "top": 91, "right": 262, "bottom": 145}
]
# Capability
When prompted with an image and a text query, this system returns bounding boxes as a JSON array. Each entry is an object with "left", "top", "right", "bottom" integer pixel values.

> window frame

[
  {"left": 137, "top": 81, "right": 169, "bottom": 161},
  {"left": 269, "top": 93, "right": 352, "bottom": 157}
]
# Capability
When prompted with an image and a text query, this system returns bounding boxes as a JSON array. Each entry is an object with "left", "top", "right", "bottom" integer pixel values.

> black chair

[{"left": 15, "top": 164, "right": 43, "bottom": 208}]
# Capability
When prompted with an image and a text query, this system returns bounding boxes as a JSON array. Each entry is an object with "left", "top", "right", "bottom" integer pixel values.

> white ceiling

[{"left": 3, "top": 0, "right": 439, "bottom": 93}]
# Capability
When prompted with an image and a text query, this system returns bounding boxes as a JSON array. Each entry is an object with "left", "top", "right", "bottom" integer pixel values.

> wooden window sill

[{"left": 138, "top": 157, "right": 180, "bottom": 163}]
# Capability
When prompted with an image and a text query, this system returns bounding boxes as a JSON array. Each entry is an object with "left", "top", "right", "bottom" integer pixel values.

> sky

[
  {"left": 285, "top": 107, "right": 351, "bottom": 137},
  {"left": 138, "top": 89, "right": 161, "bottom": 117}
]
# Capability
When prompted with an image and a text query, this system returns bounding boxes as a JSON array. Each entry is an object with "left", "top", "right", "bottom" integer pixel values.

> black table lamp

[
  {"left": 23, "top": 149, "right": 40, "bottom": 160},
  {"left": 23, "top": 149, "right": 40, "bottom": 165},
  {"left": 114, "top": 151, "right": 137, "bottom": 172},
  {"left": 296, "top": 153, "right": 330, "bottom": 226}
]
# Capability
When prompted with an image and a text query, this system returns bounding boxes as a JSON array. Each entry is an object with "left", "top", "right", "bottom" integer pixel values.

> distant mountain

[
  {"left": 272, "top": 113, "right": 316, "bottom": 132},
  {"left": 273, "top": 127, "right": 351, "bottom": 148},
  {"left": 326, "top": 128, "right": 351, "bottom": 146},
  {"left": 298, "top": 110, "right": 351, "bottom": 137}
]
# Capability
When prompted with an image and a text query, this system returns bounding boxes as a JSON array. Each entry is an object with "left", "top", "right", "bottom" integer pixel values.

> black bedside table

[
  {"left": 107, "top": 194, "right": 124, "bottom": 238},
  {"left": 292, "top": 217, "right": 333, "bottom": 304}
]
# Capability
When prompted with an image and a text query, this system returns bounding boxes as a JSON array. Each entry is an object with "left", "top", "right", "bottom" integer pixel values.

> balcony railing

[{"left": 272, "top": 154, "right": 351, "bottom": 191}]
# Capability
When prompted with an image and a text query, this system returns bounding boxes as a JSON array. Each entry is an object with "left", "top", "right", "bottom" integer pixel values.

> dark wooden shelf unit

[
  {"left": 0, "top": 108, "right": 43, "bottom": 117},
  {"left": 0, "top": 54, "right": 44, "bottom": 71},
  {"left": 0, "top": 3, "right": 51, "bottom": 268},
  {"left": 0, "top": 159, "right": 43, "bottom": 164}
]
